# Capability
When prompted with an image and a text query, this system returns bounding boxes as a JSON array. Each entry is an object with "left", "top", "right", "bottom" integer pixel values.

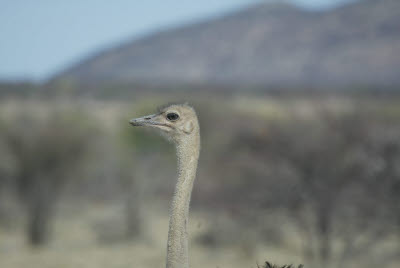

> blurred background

[{"left": 0, "top": 0, "right": 399, "bottom": 267}]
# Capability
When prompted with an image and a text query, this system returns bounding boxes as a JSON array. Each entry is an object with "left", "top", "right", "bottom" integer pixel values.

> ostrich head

[{"left": 129, "top": 103, "right": 199, "bottom": 144}]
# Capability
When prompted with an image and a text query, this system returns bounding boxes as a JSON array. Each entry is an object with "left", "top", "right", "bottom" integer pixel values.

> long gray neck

[{"left": 166, "top": 132, "right": 200, "bottom": 268}]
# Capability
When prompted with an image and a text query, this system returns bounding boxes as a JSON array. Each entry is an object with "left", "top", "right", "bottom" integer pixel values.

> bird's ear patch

[{"left": 183, "top": 121, "right": 194, "bottom": 134}]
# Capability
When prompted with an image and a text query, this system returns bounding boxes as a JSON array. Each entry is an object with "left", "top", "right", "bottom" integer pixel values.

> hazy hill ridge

[{"left": 53, "top": 0, "right": 400, "bottom": 88}]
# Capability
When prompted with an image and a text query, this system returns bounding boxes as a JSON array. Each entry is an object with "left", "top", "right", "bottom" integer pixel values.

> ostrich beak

[
  {"left": 130, "top": 113, "right": 173, "bottom": 132},
  {"left": 129, "top": 114, "right": 157, "bottom": 126},
  {"left": 130, "top": 113, "right": 172, "bottom": 128}
]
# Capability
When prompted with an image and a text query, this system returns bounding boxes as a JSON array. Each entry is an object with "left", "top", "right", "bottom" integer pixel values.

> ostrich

[
  {"left": 130, "top": 103, "right": 199, "bottom": 268},
  {"left": 129, "top": 103, "right": 303, "bottom": 268}
]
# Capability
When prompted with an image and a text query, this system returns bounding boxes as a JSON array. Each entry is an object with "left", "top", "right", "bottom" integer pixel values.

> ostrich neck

[{"left": 167, "top": 133, "right": 200, "bottom": 268}]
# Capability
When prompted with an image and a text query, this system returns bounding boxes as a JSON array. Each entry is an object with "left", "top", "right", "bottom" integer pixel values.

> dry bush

[
  {"left": 199, "top": 107, "right": 400, "bottom": 267},
  {"left": 0, "top": 107, "right": 98, "bottom": 245}
]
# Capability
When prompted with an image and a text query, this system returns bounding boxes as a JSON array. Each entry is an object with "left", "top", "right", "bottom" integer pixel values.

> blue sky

[{"left": 0, "top": 0, "right": 353, "bottom": 81}]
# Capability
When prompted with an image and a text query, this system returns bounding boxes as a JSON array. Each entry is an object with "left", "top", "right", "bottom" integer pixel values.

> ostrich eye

[{"left": 166, "top": 113, "right": 179, "bottom": 121}]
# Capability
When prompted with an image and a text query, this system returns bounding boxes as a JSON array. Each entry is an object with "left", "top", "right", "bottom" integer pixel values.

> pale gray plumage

[{"left": 130, "top": 103, "right": 200, "bottom": 268}]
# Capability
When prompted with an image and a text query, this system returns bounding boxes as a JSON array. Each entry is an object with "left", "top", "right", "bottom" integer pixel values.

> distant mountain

[{"left": 52, "top": 0, "right": 400, "bottom": 88}]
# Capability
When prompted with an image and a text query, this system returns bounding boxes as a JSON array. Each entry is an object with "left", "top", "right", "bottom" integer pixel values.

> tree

[
  {"left": 212, "top": 110, "right": 400, "bottom": 267},
  {"left": 0, "top": 109, "right": 97, "bottom": 246}
]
